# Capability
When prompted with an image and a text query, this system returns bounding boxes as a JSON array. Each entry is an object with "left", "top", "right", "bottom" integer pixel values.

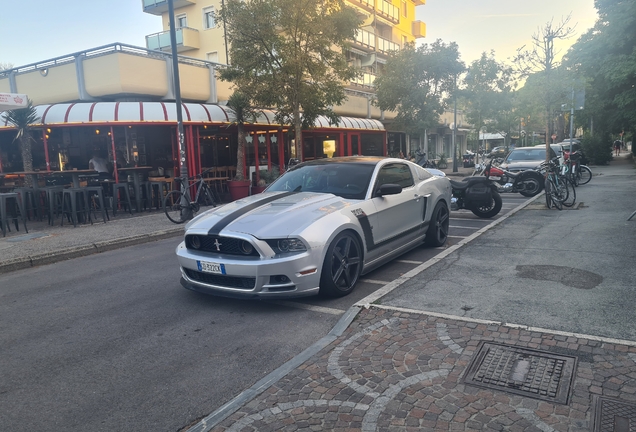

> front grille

[
  {"left": 185, "top": 235, "right": 259, "bottom": 257},
  {"left": 184, "top": 268, "right": 256, "bottom": 290}
]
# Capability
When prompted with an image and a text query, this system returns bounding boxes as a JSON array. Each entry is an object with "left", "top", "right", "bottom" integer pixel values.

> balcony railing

[
  {"left": 377, "top": 36, "right": 399, "bottom": 53},
  {"left": 350, "top": 0, "right": 374, "bottom": 11},
  {"left": 146, "top": 27, "right": 200, "bottom": 53},
  {"left": 377, "top": 0, "right": 399, "bottom": 24},
  {"left": 352, "top": 72, "right": 376, "bottom": 87},
  {"left": 142, "top": 0, "right": 195, "bottom": 16},
  {"left": 354, "top": 29, "right": 376, "bottom": 49}
]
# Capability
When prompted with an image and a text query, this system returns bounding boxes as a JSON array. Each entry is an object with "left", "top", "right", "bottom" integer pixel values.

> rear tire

[
  {"left": 165, "top": 191, "right": 189, "bottom": 224},
  {"left": 470, "top": 191, "right": 503, "bottom": 218},
  {"left": 561, "top": 177, "right": 577, "bottom": 207},
  {"left": 545, "top": 177, "right": 553, "bottom": 209},
  {"left": 319, "top": 231, "right": 362, "bottom": 297},
  {"left": 425, "top": 202, "right": 450, "bottom": 247},
  {"left": 518, "top": 172, "right": 543, "bottom": 197}
]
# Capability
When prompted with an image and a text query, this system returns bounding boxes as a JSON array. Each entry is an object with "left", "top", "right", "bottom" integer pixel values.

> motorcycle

[
  {"left": 450, "top": 176, "right": 503, "bottom": 218},
  {"left": 477, "top": 158, "right": 543, "bottom": 197}
]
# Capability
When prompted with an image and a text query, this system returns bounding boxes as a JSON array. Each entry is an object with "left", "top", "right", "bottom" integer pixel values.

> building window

[
  {"left": 206, "top": 51, "right": 219, "bottom": 63},
  {"left": 402, "top": 35, "right": 408, "bottom": 48},
  {"left": 401, "top": 0, "right": 407, "bottom": 17},
  {"left": 203, "top": 7, "right": 215, "bottom": 29},
  {"left": 176, "top": 14, "right": 187, "bottom": 28}
]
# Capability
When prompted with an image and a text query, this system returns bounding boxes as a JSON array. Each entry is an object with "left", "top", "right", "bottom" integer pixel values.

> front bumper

[{"left": 176, "top": 241, "right": 322, "bottom": 299}]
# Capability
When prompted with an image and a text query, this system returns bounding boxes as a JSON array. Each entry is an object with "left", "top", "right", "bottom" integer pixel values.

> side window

[
  {"left": 377, "top": 163, "right": 414, "bottom": 189},
  {"left": 203, "top": 6, "right": 215, "bottom": 29},
  {"left": 176, "top": 14, "right": 187, "bottom": 28}
]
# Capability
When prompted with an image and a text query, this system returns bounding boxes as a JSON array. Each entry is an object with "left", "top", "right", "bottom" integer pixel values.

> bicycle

[
  {"left": 164, "top": 168, "right": 217, "bottom": 224},
  {"left": 568, "top": 151, "right": 592, "bottom": 186},
  {"left": 542, "top": 158, "right": 575, "bottom": 210}
]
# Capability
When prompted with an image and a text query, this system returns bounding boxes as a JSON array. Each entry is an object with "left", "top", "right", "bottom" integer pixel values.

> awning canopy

[{"left": 1, "top": 102, "right": 384, "bottom": 131}]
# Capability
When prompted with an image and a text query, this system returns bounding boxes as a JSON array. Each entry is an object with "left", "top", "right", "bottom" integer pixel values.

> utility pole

[{"left": 168, "top": 0, "right": 190, "bottom": 219}]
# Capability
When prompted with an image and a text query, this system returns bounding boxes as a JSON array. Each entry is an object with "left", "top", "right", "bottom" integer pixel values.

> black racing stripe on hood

[{"left": 207, "top": 191, "right": 298, "bottom": 236}]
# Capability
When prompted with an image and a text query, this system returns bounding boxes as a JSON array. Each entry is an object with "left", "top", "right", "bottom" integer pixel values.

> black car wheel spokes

[
  {"left": 425, "top": 202, "right": 449, "bottom": 247},
  {"left": 320, "top": 232, "right": 362, "bottom": 297}
]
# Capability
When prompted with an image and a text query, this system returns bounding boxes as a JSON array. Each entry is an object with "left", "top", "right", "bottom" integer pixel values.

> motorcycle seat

[{"left": 449, "top": 177, "right": 489, "bottom": 190}]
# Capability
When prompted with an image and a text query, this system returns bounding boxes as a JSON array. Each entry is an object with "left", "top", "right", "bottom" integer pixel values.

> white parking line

[
  {"left": 449, "top": 225, "right": 482, "bottom": 230},
  {"left": 395, "top": 259, "right": 423, "bottom": 264},
  {"left": 267, "top": 301, "right": 344, "bottom": 315},
  {"left": 360, "top": 279, "right": 392, "bottom": 285}
]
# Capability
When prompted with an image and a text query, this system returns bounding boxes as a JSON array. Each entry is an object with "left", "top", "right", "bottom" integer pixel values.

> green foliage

[
  {"left": 218, "top": 0, "right": 362, "bottom": 157},
  {"left": 564, "top": 0, "right": 636, "bottom": 140},
  {"left": 1, "top": 100, "right": 40, "bottom": 185},
  {"left": 373, "top": 40, "right": 464, "bottom": 135},
  {"left": 258, "top": 166, "right": 280, "bottom": 185},
  {"left": 581, "top": 131, "right": 612, "bottom": 165}
]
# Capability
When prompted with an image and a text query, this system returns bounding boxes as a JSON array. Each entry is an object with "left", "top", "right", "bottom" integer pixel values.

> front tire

[
  {"left": 425, "top": 202, "right": 450, "bottom": 247},
  {"left": 578, "top": 166, "right": 592, "bottom": 185},
  {"left": 319, "top": 231, "right": 362, "bottom": 297},
  {"left": 164, "top": 191, "right": 189, "bottom": 224},
  {"left": 470, "top": 192, "right": 503, "bottom": 218}
]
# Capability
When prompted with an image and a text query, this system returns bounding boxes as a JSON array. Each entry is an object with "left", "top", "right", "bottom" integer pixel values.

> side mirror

[{"left": 375, "top": 183, "right": 402, "bottom": 197}]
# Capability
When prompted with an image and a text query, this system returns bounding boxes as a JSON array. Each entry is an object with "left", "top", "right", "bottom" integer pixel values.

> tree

[
  {"left": 1, "top": 100, "right": 40, "bottom": 186},
  {"left": 0, "top": 62, "right": 14, "bottom": 71},
  {"left": 374, "top": 40, "right": 464, "bottom": 138},
  {"left": 564, "top": 0, "right": 636, "bottom": 150},
  {"left": 217, "top": 0, "right": 362, "bottom": 159},
  {"left": 515, "top": 15, "right": 576, "bottom": 153},
  {"left": 226, "top": 91, "right": 257, "bottom": 181},
  {"left": 461, "top": 52, "right": 514, "bottom": 149}
]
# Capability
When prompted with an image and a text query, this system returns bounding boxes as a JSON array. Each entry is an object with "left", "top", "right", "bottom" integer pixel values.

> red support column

[
  {"left": 195, "top": 126, "right": 202, "bottom": 175},
  {"left": 338, "top": 132, "right": 344, "bottom": 157},
  {"left": 266, "top": 133, "right": 271, "bottom": 170},
  {"left": 254, "top": 133, "right": 260, "bottom": 184},
  {"left": 110, "top": 126, "right": 119, "bottom": 183}
]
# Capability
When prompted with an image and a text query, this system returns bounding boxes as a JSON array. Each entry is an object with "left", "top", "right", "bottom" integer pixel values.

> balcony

[
  {"left": 352, "top": 72, "right": 376, "bottom": 88},
  {"left": 377, "top": 0, "right": 399, "bottom": 24},
  {"left": 377, "top": 36, "right": 399, "bottom": 53},
  {"left": 349, "top": 0, "right": 374, "bottom": 12},
  {"left": 146, "top": 27, "right": 200, "bottom": 53},
  {"left": 354, "top": 29, "right": 376, "bottom": 50},
  {"left": 412, "top": 20, "right": 426, "bottom": 38},
  {"left": 142, "top": 0, "right": 195, "bottom": 16}
]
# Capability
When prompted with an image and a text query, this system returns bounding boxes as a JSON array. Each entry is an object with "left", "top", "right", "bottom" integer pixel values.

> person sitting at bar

[{"left": 89, "top": 152, "right": 112, "bottom": 180}]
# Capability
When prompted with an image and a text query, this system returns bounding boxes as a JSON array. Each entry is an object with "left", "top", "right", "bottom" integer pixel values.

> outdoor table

[
  {"left": 50, "top": 169, "right": 100, "bottom": 188},
  {"left": 4, "top": 171, "right": 52, "bottom": 187},
  {"left": 117, "top": 167, "right": 152, "bottom": 212}
]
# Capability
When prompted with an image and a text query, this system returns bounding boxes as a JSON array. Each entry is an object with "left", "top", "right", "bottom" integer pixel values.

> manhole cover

[
  {"left": 594, "top": 397, "right": 636, "bottom": 432},
  {"left": 462, "top": 342, "right": 577, "bottom": 405}
]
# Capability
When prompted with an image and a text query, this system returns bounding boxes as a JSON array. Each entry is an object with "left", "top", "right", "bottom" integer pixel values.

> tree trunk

[
  {"left": 294, "top": 111, "right": 303, "bottom": 161},
  {"left": 235, "top": 123, "right": 246, "bottom": 181},
  {"left": 20, "top": 134, "right": 34, "bottom": 187}
]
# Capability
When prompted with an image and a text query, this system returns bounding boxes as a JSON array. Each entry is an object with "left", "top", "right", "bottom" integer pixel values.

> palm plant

[
  {"left": 225, "top": 91, "right": 256, "bottom": 181},
  {"left": 2, "top": 100, "right": 40, "bottom": 186}
]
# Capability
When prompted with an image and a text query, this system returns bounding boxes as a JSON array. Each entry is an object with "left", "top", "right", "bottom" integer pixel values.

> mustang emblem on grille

[{"left": 213, "top": 239, "right": 222, "bottom": 251}]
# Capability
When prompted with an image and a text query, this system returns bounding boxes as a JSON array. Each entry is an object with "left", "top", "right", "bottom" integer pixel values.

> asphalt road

[{"left": 0, "top": 192, "right": 535, "bottom": 432}]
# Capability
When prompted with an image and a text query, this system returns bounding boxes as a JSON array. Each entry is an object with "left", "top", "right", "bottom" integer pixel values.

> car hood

[
  {"left": 185, "top": 191, "right": 352, "bottom": 238},
  {"left": 500, "top": 160, "right": 543, "bottom": 171}
]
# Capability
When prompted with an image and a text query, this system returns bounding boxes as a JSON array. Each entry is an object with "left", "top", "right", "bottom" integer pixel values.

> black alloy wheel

[
  {"left": 319, "top": 231, "right": 362, "bottom": 297},
  {"left": 425, "top": 202, "right": 450, "bottom": 247}
]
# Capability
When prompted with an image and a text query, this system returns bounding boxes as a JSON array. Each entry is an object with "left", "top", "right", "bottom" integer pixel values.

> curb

[{"left": 0, "top": 228, "right": 183, "bottom": 275}]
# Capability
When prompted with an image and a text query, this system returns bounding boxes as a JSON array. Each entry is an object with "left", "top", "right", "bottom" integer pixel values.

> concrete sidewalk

[{"left": 187, "top": 154, "right": 636, "bottom": 432}]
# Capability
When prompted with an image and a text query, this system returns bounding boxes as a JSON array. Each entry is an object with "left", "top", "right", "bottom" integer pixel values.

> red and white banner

[{"left": 0, "top": 93, "right": 29, "bottom": 111}]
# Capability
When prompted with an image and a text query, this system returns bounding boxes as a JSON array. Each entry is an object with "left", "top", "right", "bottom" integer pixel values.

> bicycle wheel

[
  {"left": 544, "top": 177, "right": 553, "bottom": 209},
  {"left": 572, "top": 166, "right": 580, "bottom": 187},
  {"left": 164, "top": 190, "right": 190, "bottom": 224},
  {"left": 578, "top": 165, "right": 592, "bottom": 185},
  {"left": 200, "top": 185, "right": 217, "bottom": 207},
  {"left": 561, "top": 177, "right": 577, "bottom": 207}
]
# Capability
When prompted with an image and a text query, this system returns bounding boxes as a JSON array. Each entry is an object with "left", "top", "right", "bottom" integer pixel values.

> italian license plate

[{"left": 197, "top": 260, "right": 226, "bottom": 274}]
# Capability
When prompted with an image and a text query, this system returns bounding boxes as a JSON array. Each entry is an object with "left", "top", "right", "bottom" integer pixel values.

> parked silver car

[{"left": 176, "top": 156, "right": 452, "bottom": 299}]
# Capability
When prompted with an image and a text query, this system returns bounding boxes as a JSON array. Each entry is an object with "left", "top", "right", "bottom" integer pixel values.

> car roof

[{"left": 294, "top": 156, "right": 386, "bottom": 168}]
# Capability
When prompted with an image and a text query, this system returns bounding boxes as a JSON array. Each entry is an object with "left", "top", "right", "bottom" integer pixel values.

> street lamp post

[{"left": 452, "top": 74, "right": 458, "bottom": 172}]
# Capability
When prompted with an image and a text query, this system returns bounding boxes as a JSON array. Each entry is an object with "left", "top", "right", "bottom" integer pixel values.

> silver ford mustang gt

[{"left": 176, "top": 156, "right": 451, "bottom": 299}]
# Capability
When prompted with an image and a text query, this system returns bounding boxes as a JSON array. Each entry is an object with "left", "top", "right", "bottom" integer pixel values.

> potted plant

[
  {"left": 226, "top": 91, "right": 256, "bottom": 201},
  {"left": 251, "top": 166, "right": 280, "bottom": 194}
]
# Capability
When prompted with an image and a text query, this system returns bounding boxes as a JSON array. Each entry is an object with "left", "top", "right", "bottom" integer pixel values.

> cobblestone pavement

[{"left": 210, "top": 306, "right": 636, "bottom": 432}]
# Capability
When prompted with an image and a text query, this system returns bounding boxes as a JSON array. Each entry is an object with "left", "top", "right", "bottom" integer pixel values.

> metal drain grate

[
  {"left": 462, "top": 342, "right": 577, "bottom": 404},
  {"left": 594, "top": 397, "right": 636, "bottom": 432}
]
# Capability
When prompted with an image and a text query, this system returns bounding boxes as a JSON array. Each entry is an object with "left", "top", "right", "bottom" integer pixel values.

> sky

[{"left": 0, "top": 0, "right": 598, "bottom": 69}]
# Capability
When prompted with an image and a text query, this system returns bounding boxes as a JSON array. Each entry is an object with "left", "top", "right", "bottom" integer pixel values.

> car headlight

[{"left": 266, "top": 238, "right": 307, "bottom": 254}]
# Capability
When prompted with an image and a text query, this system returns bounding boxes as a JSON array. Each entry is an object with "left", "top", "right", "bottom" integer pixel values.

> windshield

[
  {"left": 267, "top": 163, "right": 375, "bottom": 200},
  {"left": 505, "top": 148, "right": 549, "bottom": 162}
]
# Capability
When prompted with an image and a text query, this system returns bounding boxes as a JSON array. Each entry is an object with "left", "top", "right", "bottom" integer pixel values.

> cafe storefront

[{"left": 1, "top": 102, "right": 387, "bottom": 188}]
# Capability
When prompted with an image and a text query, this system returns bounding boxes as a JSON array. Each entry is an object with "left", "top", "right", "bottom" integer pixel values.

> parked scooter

[
  {"left": 450, "top": 177, "right": 502, "bottom": 218},
  {"left": 477, "top": 158, "right": 544, "bottom": 197}
]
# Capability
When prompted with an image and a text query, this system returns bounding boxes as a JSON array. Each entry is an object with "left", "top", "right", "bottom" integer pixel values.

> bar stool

[
  {"left": 15, "top": 187, "right": 46, "bottom": 221},
  {"left": 111, "top": 183, "right": 133, "bottom": 216},
  {"left": 61, "top": 188, "right": 92, "bottom": 227},
  {"left": 148, "top": 178, "right": 173, "bottom": 210},
  {"left": 43, "top": 185, "right": 65, "bottom": 226},
  {"left": 0, "top": 192, "right": 28, "bottom": 237},
  {"left": 85, "top": 186, "right": 109, "bottom": 223}
]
